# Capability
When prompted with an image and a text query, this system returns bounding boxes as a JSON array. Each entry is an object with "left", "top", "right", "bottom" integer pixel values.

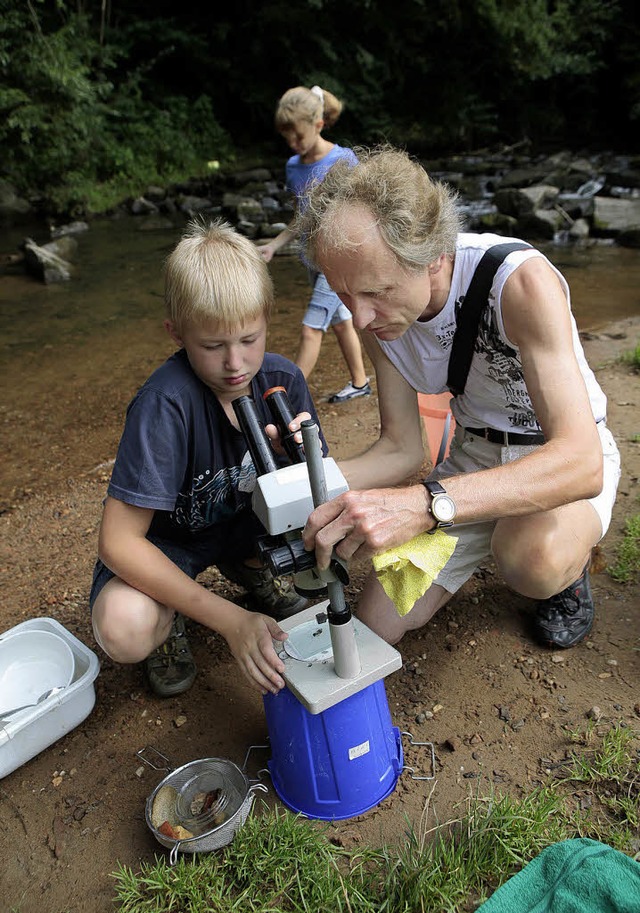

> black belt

[{"left": 464, "top": 426, "right": 545, "bottom": 446}]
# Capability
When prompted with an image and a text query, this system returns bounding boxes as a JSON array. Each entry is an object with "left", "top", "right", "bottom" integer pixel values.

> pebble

[
  {"left": 174, "top": 715, "right": 187, "bottom": 728},
  {"left": 587, "top": 705, "right": 602, "bottom": 721},
  {"left": 135, "top": 766, "right": 145, "bottom": 778}
]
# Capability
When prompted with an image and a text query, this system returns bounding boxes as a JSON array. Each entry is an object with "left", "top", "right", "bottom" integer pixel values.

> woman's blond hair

[
  {"left": 295, "top": 146, "right": 462, "bottom": 270},
  {"left": 164, "top": 219, "right": 273, "bottom": 331},
  {"left": 275, "top": 85, "right": 344, "bottom": 130}
]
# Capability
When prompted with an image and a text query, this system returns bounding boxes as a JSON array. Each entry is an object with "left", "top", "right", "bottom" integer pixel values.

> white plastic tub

[{"left": 0, "top": 617, "right": 100, "bottom": 779}]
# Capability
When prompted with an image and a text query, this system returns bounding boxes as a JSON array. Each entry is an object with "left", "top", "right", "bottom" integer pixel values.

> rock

[
  {"left": 521, "top": 184, "right": 561, "bottom": 209},
  {"left": 493, "top": 188, "right": 533, "bottom": 218},
  {"left": 617, "top": 227, "right": 640, "bottom": 248},
  {"left": 516, "top": 210, "right": 558, "bottom": 239},
  {"left": 50, "top": 221, "right": 89, "bottom": 239},
  {"left": 130, "top": 196, "right": 159, "bottom": 215},
  {"left": 0, "top": 178, "right": 31, "bottom": 224},
  {"left": 23, "top": 238, "right": 72, "bottom": 283},
  {"left": 593, "top": 197, "right": 640, "bottom": 233},
  {"left": 587, "top": 705, "right": 602, "bottom": 720}
]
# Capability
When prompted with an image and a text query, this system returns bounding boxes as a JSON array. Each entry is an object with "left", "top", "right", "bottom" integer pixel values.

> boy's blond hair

[{"left": 165, "top": 219, "right": 274, "bottom": 331}]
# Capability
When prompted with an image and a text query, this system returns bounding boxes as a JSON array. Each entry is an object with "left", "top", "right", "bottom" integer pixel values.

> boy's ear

[{"left": 164, "top": 319, "right": 183, "bottom": 347}]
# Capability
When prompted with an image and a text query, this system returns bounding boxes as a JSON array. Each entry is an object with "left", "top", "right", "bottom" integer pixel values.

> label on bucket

[{"left": 348, "top": 739, "right": 370, "bottom": 761}]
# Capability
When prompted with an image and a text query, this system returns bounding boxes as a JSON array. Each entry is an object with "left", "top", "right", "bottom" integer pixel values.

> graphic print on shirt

[
  {"left": 462, "top": 296, "right": 541, "bottom": 431},
  {"left": 173, "top": 451, "right": 257, "bottom": 530}
]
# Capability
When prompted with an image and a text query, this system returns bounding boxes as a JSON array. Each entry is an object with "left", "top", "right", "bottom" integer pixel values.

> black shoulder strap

[{"left": 447, "top": 242, "right": 531, "bottom": 397}]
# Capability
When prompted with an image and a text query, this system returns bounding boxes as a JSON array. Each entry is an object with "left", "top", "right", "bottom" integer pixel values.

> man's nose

[{"left": 349, "top": 299, "right": 374, "bottom": 330}]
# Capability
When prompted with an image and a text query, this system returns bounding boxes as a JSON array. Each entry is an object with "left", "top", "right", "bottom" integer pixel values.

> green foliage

[
  {"left": 0, "top": 0, "right": 638, "bottom": 213},
  {"left": 608, "top": 513, "right": 640, "bottom": 584},
  {"left": 0, "top": 1, "right": 231, "bottom": 215},
  {"left": 620, "top": 343, "right": 640, "bottom": 371}
]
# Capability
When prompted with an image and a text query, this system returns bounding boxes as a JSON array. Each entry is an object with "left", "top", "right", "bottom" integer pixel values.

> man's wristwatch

[{"left": 423, "top": 480, "right": 456, "bottom": 531}]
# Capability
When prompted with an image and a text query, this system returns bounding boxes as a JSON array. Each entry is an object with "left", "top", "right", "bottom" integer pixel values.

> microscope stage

[{"left": 274, "top": 601, "right": 402, "bottom": 714}]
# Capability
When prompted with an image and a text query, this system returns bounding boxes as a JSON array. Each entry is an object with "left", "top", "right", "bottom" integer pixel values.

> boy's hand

[
  {"left": 265, "top": 411, "right": 311, "bottom": 456},
  {"left": 224, "top": 610, "right": 288, "bottom": 695}
]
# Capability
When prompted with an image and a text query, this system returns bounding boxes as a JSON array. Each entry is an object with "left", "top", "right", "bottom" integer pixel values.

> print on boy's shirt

[{"left": 173, "top": 451, "right": 258, "bottom": 530}]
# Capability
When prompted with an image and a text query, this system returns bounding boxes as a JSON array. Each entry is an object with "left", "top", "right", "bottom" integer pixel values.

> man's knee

[{"left": 493, "top": 527, "right": 581, "bottom": 599}]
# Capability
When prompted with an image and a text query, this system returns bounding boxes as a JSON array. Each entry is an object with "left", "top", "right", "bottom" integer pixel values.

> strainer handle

[
  {"left": 136, "top": 745, "right": 173, "bottom": 772},
  {"left": 400, "top": 731, "right": 437, "bottom": 781},
  {"left": 169, "top": 842, "right": 182, "bottom": 866},
  {"left": 242, "top": 743, "right": 270, "bottom": 772}
]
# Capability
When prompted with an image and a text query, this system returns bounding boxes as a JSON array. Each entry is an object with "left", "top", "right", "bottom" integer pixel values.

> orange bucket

[{"left": 418, "top": 392, "right": 456, "bottom": 467}]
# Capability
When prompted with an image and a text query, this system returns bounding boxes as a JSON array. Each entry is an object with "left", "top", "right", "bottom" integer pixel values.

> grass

[
  {"left": 112, "top": 724, "right": 639, "bottom": 913},
  {"left": 608, "top": 513, "right": 640, "bottom": 583},
  {"left": 619, "top": 343, "right": 640, "bottom": 372}
]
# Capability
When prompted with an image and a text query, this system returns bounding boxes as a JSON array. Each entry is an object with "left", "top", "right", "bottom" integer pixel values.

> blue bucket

[{"left": 263, "top": 679, "right": 403, "bottom": 820}]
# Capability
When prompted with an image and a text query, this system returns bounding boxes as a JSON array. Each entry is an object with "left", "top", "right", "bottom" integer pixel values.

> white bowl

[{"left": 0, "top": 629, "right": 75, "bottom": 715}]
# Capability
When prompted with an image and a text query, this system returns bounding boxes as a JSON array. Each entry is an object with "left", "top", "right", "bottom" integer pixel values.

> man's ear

[{"left": 164, "top": 319, "right": 183, "bottom": 347}]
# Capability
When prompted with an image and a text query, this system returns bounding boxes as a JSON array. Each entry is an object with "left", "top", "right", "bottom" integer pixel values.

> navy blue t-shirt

[{"left": 107, "top": 349, "right": 326, "bottom": 543}]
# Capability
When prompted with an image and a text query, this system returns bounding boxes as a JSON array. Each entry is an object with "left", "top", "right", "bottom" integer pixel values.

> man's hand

[
  {"left": 302, "top": 485, "right": 430, "bottom": 569},
  {"left": 223, "top": 610, "right": 288, "bottom": 695}
]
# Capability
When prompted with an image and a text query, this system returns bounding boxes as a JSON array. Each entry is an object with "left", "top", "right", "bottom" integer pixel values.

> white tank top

[{"left": 377, "top": 233, "right": 607, "bottom": 433}]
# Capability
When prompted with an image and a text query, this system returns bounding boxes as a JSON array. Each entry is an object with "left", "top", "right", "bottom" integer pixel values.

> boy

[{"left": 91, "top": 219, "right": 323, "bottom": 698}]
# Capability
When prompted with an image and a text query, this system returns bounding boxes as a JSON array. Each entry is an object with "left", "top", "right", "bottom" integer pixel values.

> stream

[{"left": 1, "top": 216, "right": 639, "bottom": 506}]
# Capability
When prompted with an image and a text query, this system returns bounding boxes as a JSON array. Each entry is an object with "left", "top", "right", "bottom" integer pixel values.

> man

[{"left": 296, "top": 147, "right": 621, "bottom": 648}]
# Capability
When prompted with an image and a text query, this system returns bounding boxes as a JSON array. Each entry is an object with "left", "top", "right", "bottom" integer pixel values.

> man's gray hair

[{"left": 295, "top": 146, "right": 462, "bottom": 270}]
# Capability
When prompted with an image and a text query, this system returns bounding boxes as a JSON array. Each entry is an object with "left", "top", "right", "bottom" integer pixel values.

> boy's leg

[
  {"left": 215, "top": 557, "right": 308, "bottom": 620},
  {"left": 92, "top": 575, "right": 197, "bottom": 697}
]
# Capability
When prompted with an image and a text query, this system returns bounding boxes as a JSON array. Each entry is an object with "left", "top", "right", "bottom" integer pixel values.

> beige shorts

[{"left": 427, "top": 422, "right": 621, "bottom": 595}]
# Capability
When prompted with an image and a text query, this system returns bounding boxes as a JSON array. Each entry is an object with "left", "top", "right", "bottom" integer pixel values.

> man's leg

[
  {"left": 356, "top": 568, "right": 454, "bottom": 644},
  {"left": 492, "top": 500, "right": 602, "bottom": 647}
]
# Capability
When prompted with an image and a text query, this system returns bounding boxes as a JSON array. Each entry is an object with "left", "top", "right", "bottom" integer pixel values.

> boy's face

[{"left": 165, "top": 315, "right": 267, "bottom": 402}]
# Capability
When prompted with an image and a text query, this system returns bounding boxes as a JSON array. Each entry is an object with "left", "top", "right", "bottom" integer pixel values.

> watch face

[{"left": 433, "top": 494, "right": 456, "bottom": 523}]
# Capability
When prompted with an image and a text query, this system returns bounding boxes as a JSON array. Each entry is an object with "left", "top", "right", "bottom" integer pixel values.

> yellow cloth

[{"left": 371, "top": 530, "right": 458, "bottom": 616}]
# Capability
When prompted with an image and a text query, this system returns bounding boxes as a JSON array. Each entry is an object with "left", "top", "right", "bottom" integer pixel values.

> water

[{"left": 1, "top": 216, "right": 638, "bottom": 503}]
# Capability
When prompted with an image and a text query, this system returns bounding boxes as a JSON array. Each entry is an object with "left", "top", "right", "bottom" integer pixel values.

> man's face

[
  {"left": 316, "top": 205, "right": 434, "bottom": 342},
  {"left": 165, "top": 315, "right": 267, "bottom": 402}
]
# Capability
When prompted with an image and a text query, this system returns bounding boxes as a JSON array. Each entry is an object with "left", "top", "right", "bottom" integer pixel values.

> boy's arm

[{"left": 98, "top": 497, "right": 288, "bottom": 694}]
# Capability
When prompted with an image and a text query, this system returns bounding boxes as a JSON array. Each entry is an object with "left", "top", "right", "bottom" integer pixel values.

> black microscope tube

[
  {"left": 263, "top": 385, "right": 306, "bottom": 464},
  {"left": 232, "top": 395, "right": 278, "bottom": 476}
]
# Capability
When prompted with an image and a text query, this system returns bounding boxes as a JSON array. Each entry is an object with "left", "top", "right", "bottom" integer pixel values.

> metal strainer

[{"left": 137, "top": 746, "right": 268, "bottom": 865}]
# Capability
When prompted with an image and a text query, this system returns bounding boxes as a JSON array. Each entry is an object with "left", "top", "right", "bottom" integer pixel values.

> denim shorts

[
  {"left": 303, "top": 272, "right": 352, "bottom": 331},
  {"left": 425, "top": 422, "right": 621, "bottom": 595},
  {"left": 89, "top": 511, "right": 264, "bottom": 610}
]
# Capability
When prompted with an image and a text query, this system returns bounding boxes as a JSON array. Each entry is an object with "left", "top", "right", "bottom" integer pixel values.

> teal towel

[{"left": 477, "top": 838, "right": 640, "bottom": 913}]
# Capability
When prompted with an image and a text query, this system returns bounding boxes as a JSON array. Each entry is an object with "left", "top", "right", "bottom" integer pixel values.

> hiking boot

[
  {"left": 216, "top": 560, "right": 307, "bottom": 620},
  {"left": 144, "top": 614, "right": 197, "bottom": 697},
  {"left": 534, "top": 564, "right": 594, "bottom": 649},
  {"left": 328, "top": 379, "right": 372, "bottom": 403}
]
